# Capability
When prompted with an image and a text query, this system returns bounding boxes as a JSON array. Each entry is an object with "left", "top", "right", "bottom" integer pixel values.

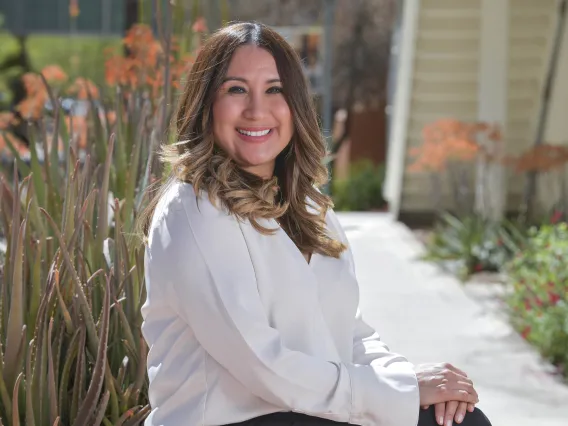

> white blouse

[{"left": 141, "top": 180, "right": 419, "bottom": 426}]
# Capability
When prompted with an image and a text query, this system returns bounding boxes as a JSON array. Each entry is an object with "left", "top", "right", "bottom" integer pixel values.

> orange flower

[
  {"left": 0, "top": 112, "right": 15, "bottom": 130},
  {"left": 17, "top": 91, "right": 48, "bottom": 120},
  {"left": 509, "top": 144, "right": 568, "bottom": 173},
  {"left": 41, "top": 64, "right": 68, "bottom": 83},
  {"left": 0, "top": 132, "right": 29, "bottom": 158},
  {"left": 64, "top": 115, "right": 88, "bottom": 149},
  {"left": 22, "top": 72, "right": 45, "bottom": 97},
  {"left": 124, "top": 24, "right": 156, "bottom": 60},
  {"left": 18, "top": 72, "right": 50, "bottom": 119},
  {"left": 145, "top": 41, "right": 163, "bottom": 68},
  {"left": 106, "top": 110, "right": 117, "bottom": 127},
  {"left": 67, "top": 77, "right": 99, "bottom": 100},
  {"left": 407, "top": 118, "right": 495, "bottom": 173},
  {"left": 106, "top": 26, "right": 167, "bottom": 90},
  {"left": 69, "top": 0, "right": 79, "bottom": 18},
  {"left": 105, "top": 55, "right": 126, "bottom": 86},
  {"left": 171, "top": 54, "right": 194, "bottom": 88},
  {"left": 192, "top": 17, "right": 208, "bottom": 33}
]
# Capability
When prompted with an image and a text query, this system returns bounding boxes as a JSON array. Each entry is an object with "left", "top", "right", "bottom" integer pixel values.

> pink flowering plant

[{"left": 505, "top": 221, "right": 568, "bottom": 377}]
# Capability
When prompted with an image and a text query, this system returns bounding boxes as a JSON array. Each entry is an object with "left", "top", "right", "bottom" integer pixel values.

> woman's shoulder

[
  {"left": 147, "top": 179, "right": 251, "bottom": 276},
  {"left": 155, "top": 179, "right": 228, "bottom": 220},
  {"left": 148, "top": 179, "right": 234, "bottom": 246}
]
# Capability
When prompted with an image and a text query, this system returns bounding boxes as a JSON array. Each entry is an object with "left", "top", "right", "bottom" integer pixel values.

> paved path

[{"left": 338, "top": 212, "right": 568, "bottom": 426}]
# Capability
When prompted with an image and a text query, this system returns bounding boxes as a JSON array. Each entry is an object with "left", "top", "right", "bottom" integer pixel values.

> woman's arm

[
  {"left": 324, "top": 209, "right": 412, "bottom": 365},
  {"left": 146, "top": 188, "right": 419, "bottom": 426},
  {"left": 325, "top": 208, "right": 478, "bottom": 424},
  {"left": 325, "top": 207, "right": 420, "bottom": 407}
]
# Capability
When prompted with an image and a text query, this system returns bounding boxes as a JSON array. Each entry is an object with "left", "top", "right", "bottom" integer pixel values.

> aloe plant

[
  {"left": 0, "top": 131, "right": 151, "bottom": 425},
  {"left": 0, "top": 7, "right": 212, "bottom": 424}
]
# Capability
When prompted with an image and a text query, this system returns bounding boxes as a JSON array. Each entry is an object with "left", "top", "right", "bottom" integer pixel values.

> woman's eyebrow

[{"left": 222, "top": 76, "right": 282, "bottom": 84}]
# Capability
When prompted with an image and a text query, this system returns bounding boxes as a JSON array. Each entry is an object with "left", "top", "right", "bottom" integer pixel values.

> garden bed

[{"left": 415, "top": 217, "right": 568, "bottom": 380}]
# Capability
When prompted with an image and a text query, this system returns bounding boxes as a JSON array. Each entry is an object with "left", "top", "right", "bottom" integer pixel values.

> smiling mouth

[{"left": 236, "top": 128, "right": 273, "bottom": 137}]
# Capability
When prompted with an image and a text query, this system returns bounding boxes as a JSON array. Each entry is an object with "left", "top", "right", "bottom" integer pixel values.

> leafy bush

[
  {"left": 505, "top": 222, "right": 568, "bottom": 377},
  {"left": 332, "top": 160, "right": 386, "bottom": 211},
  {"left": 423, "top": 213, "right": 527, "bottom": 280}
]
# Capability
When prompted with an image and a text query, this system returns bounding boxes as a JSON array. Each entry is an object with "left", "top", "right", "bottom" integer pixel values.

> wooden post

[
  {"left": 382, "top": 0, "right": 421, "bottom": 218},
  {"left": 476, "top": 0, "right": 509, "bottom": 221}
]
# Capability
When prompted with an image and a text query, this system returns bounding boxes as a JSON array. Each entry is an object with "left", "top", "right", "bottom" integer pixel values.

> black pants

[{"left": 226, "top": 406, "right": 492, "bottom": 426}]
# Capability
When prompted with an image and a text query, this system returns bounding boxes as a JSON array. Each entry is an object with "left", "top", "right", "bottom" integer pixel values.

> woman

[{"left": 138, "top": 22, "right": 492, "bottom": 426}]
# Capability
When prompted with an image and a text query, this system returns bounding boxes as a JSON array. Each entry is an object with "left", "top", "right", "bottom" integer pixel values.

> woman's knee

[
  {"left": 460, "top": 408, "right": 492, "bottom": 426},
  {"left": 418, "top": 406, "right": 492, "bottom": 426}
]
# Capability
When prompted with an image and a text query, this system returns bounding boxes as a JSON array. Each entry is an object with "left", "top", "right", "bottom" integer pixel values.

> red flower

[
  {"left": 521, "top": 326, "right": 531, "bottom": 339},
  {"left": 535, "top": 297, "right": 543, "bottom": 307},
  {"left": 524, "top": 299, "right": 532, "bottom": 311},
  {"left": 548, "top": 292, "right": 561, "bottom": 305},
  {"left": 551, "top": 210, "right": 563, "bottom": 224}
]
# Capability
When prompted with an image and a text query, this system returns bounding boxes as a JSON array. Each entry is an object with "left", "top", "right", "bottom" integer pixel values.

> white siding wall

[
  {"left": 506, "top": 0, "right": 557, "bottom": 209},
  {"left": 398, "top": 0, "right": 559, "bottom": 213},
  {"left": 400, "top": 0, "right": 482, "bottom": 211}
]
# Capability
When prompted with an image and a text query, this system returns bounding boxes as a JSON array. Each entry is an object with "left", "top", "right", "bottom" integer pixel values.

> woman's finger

[
  {"left": 454, "top": 380, "right": 479, "bottom": 402},
  {"left": 434, "top": 402, "right": 446, "bottom": 426},
  {"left": 436, "top": 378, "right": 478, "bottom": 404},
  {"left": 444, "top": 400, "right": 459, "bottom": 426},
  {"left": 468, "top": 403, "right": 475, "bottom": 412},
  {"left": 454, "top": 401, "right": 468, "bottom": 424},
  {"left": 442, "top": 388, "right": 479, "bottom": 404}
]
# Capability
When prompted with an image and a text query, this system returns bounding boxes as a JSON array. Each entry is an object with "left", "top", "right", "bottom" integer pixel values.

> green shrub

[
  {"left": 423, "top": 213, "right": 527, "bottom": 280},
  {"left": 505, "top": 222, "right": 568, "bottom": 377},
  {"left": 332, "top": 160, "right": 386, "bottom": 211}
]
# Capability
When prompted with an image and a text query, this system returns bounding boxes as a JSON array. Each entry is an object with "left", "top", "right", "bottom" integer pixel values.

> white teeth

[{"left": 237, "top": 129, "right": 271, "bottom": 137}]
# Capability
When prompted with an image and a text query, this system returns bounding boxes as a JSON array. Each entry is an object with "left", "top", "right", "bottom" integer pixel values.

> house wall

[
  {"left": 505, "top": 0, "right": 558, "bottom": 210},
  {"left": 546, "top": 17, "right": 568, "bottom": 145},
  {"left": 389, "top": 0, "right": 563, "bottom": 218},
  {"left": 398, "top": 0, "right": 483, "bottom": 212},
  {"left": 536, "top": 12, "right": 568, "bottom": 214}
]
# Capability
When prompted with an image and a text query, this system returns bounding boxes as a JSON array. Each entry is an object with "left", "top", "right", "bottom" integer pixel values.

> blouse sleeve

[
  {"left": 325, "top": 208, "right": 421, "bottom": 425},
  {"left": 324, "top": 208, "right": 417, "bottom": 366},
  {"left": 146, "top": 191, "right": 418, "bottom": 426}
]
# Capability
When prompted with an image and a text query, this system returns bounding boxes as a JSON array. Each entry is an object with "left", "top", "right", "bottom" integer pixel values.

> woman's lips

[{"left": 235, "top": 128, "right": 273, "bottom": 143}]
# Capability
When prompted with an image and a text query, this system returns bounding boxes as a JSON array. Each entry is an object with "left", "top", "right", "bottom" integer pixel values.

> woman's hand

[
  {"left": 419, "top": 363, "right": 477, "bottom": 425},
  {"left": 422, "top": 401, "right": 476, "bottom": 425},
  {"left": 414, "top": 362, "right": 479, "bottom": 411}
]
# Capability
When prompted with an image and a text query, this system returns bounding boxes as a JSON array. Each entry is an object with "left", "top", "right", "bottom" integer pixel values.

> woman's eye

[
  {"left": 267, "top": 86, "right": 284, "bottom": 94},
  {"left": 227, "top": 86, "right": 246, "bottom": 94}
]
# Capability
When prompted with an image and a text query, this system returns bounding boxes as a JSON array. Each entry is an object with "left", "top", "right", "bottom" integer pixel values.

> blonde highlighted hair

[{"left": 137, "top": 21, "right": 346, "bottom": 258}]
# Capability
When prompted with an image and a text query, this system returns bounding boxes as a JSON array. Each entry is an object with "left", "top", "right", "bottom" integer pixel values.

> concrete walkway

[{"left": 338, "top": 212, "right": 568, "bottom": 426}]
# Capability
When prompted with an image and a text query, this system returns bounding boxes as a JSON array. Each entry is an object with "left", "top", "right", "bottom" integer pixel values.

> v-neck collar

[{"left": 270, "top": 218, "right": 317, "bottom": 268}]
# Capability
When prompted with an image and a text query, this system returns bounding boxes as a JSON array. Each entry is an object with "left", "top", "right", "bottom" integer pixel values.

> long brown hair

[{"left": 136, "top": 21, "right": 346, "bottom": 258}]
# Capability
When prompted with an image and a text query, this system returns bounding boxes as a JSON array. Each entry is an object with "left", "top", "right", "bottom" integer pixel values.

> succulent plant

[{"left": 0, "top": 6, "right": 207, "bottom": 422}]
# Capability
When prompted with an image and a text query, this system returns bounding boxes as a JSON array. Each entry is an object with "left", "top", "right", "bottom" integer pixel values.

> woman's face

[{"left": 212, "top": 45, "right": 294, "bottom": 179}]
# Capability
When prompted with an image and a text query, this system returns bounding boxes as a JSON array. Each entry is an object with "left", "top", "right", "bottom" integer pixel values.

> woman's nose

[{"left": 242, "top": 93, "right": 268, "bottom": 120}]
